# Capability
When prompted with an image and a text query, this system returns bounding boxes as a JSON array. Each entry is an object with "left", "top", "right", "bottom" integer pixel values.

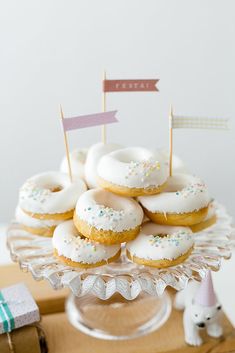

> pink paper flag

[
  {"left": 103, "top": 79, "right": 159, "bottom": 92},
  {"left": 62, "top": 110, "right": 118, "bottom": 131}
]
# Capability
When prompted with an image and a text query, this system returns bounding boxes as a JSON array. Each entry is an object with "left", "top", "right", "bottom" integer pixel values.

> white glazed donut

[
  {"left": 126, "top": 222, "right": 194, "bottom": 268},
  {"left": 160, "top": 149, "right": 188, "bottom": 174},
  {"left": 138, "top": 173, "right": 210, "bottom": 226},
  {"left": 53, "top": 220, "right": 121, "bottom": 268},
  {"left": 98, "top": 147, "right": 168, "bottom": 197},
  {"left": 85, "top": 142, "right": 122, "bottom": 188},
  {"left": 60, "top": 148, "right": 88, "bottom": 179},
  {"left": 15, "top": 206, "right": 61, "bottom": 237},
  {"left": 19, "top": 171, "right": 87, "bottom": 220},
  {"left": 74, "top": 188, "right": 144, "bottom": 244}
]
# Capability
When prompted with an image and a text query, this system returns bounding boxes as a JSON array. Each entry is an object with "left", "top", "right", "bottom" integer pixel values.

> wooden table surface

[{"left": 41, "top": 308, "right": 235, "bottom": 353}]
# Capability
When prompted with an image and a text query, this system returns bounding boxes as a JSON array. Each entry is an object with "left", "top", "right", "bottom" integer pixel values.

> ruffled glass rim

[{"left": 7, "top": 202, "right": 235, "bottom": 300}]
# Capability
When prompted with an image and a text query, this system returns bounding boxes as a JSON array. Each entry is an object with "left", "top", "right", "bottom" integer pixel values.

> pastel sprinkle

[
  {"left": 175, "top": 181, "right": 206, "bottom": 198},
  {"left": 125, "top": 159, "right": 161, "bottom": 182},
  {"left": 148, "top": 231, "right": 191, "bottom": 249}
]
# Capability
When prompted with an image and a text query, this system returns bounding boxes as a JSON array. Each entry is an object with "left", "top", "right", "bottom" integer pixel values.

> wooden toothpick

[
  {"left": 60, "top": 105, "right": 73, "bottom": 182},
  {"left": 169, "top": 104, "right": 173, "bottom": 177},
  {"left": 102, "top": 70, "right": 107, "bottom": 144}
]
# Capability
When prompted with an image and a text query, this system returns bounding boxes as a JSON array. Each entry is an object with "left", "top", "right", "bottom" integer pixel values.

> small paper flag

[
  {"left": 103, "top": 79, "right": 159, "bottom": 92},
  {"left": 62, "top": 110, "right": 118, "bottom": 131},
  {"left": 171, "top": 115, "right": 229, "bottom": 130}
]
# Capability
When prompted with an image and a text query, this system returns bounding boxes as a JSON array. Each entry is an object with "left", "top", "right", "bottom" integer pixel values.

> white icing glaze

[
  {"left": 98, "top": 147, "right": 168, "bottom": 189},
  {"left": 19, "top": 171, "right": 87, "bottom": 214},
  {"left": 75, "top": 188, "right": 143, "bottom": 232},
  {"left": 15, "top": 206, "right": 62, "bottom": 228},
  {"left": 138, "top": 174, "right": 210, "bottom": 214},
  {"left": 53, "top": 220, "right": 120, "bottom": 264},
  {"left": 126, "top": 222, "right": 193, "bottom": 261},
  {"left": 85, "top": 142, "right": 122, "bottom": 188},
  {"left": 60, "top": 148, "right": 87, "bottom": 179},
  {"left": 159, "top": 149, "right": 188, "bottom": 174}
]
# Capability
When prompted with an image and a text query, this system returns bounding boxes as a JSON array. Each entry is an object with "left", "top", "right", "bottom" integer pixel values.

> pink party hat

[{"left": 194, "top": 271, "right": 217, "bottom": 307}]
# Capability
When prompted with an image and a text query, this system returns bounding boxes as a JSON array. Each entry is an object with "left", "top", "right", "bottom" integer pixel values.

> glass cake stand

[{"left": 7, "top": 202, "right": 234, "bottom": 340}]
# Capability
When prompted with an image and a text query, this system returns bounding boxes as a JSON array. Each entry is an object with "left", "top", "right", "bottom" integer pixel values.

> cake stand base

[{"left": 66, "top": 291, "right": 172, "bottom": 340}]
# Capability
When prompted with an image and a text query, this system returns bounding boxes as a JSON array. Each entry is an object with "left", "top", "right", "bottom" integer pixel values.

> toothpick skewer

[
  {"left": 169, "top": 104, "right": 173, "bottom": 177},
  {"left": 102, "top": 70, "right": 107, "bottom": 144},
  {"left": 60, "top": 105, "right": 73, "bottom": 182}
]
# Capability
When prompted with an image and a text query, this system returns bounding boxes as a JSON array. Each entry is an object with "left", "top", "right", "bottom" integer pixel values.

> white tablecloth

[{"left": 1, "top": 224, "right": 234, "bottom": 326}]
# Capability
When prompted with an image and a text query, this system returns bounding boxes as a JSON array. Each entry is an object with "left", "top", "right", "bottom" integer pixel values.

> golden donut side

[
  {"left": 20, "top": 224, "right": 55, "bottom": 237},
  {"left": 144, "top": 206, "right": 209, "bottom": 226},
  {"left": 22, "top": 208, "right": 74, "bottom": 220},
  {"left": 98, "top": 177, "right": 168, "bottom": 197},
  {"left": 126, "top": 247, "right": 193, "bottom": 268},
  {"left": 54, "top": 248, "right": 121, "bottom": 268},
  {"left": 190, "top": 214, "right": 217, "bottom": 233},
  {"left": 73, "top": 212, "right": 140, "bottom": 244}
]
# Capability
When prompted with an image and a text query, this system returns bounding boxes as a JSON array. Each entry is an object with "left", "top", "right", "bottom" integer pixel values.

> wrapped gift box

[
  {"left": 0, "top": 283, "right": 40, "bottom": 333},
  {"left": 0, "top": 264, "right": 68, "bottom": 314}
]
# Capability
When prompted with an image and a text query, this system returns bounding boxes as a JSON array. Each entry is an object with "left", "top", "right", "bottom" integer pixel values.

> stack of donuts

[{"left": 15, "top": 142, "right": 214, "bottom": 269}]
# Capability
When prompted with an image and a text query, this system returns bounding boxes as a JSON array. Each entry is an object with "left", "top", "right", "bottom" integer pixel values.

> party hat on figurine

[{"left": 194, "top": 270, "right": 217, "bottom": 307}]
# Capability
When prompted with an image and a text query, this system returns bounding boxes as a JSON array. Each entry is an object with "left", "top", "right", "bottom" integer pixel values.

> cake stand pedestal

[
  {"left": 66, "top": 291, "right": 171, "bottom": 340},
  {"left": 7, "top": 202, "right": 234, "bottom": 340}
]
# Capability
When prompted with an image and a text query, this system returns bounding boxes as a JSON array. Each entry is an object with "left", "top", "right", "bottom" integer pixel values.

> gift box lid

[{"left": 0, "top": 282, "right": 40, "bottom": 334}]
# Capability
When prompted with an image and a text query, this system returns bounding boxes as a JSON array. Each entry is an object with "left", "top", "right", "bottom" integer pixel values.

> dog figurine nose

[{"left": 196, "top": 322, "right": 205, "bottom": 328}]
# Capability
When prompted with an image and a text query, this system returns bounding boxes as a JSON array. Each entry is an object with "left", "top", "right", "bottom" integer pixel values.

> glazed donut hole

[
  {"left": 144, "top": 230, "right": 170, "bottom": 238},
  {"left": 115, "top": 149, "right": 151, "bottom": 163},
  {"left": 49, "top": 185, "right": 63, "bottom": 192},
  {"left": 164, "top": 181, "right": 184, "bottom": 193},
  {"left": 41, "top": 183, "right": 63, "bottom": 193},
  {"left": 142, "top": 222, "right": 192, "bottom": 236},
  {"left": 164, "top": 174, "right": 196, "bottom": 194},
  {"left": 93, "top": 189, "right": 129, "bottom": 211},
  {"left": 28, "top": 172, "right": 75, "bottom": 194},
  {"left": 155, "top": 233, "right": 169, "bottom": 238},
  {"left": 34, "top": 176, "right": 69, "bottom": 193}
]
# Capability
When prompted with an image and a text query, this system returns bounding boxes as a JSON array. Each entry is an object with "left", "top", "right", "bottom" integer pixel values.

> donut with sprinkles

[
  {"left": 97, "top": 147, "right": 168, "bottom": 197},
  {"left": 138, "top": 174, "right": 210, "bottom": 226},
  {"left": 53, "top": 220, "right": 121, "bottom": 268},
  {"left": 126, "top": 222, "right": 194, "bottom": 268},
  {"left": 73, "top": 188, "right": 144, "bottom": 244}
]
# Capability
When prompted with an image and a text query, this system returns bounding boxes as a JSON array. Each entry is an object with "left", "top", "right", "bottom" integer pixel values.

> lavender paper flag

[
  {"left": 62, "top": 110, "right": 118, "bottom": 131},
  {"left": 0, "top": 283, "right": 40, "bottom": 334}
]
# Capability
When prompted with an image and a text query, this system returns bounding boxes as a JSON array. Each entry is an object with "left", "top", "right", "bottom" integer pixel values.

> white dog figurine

[{"left": 174, "top": 271, "right": 223, "bottom": 346}]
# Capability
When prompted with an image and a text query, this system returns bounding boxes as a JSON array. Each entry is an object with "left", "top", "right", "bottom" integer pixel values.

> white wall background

[{"left": 0, "top": 0, "right": 234, "bottom": 221}]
